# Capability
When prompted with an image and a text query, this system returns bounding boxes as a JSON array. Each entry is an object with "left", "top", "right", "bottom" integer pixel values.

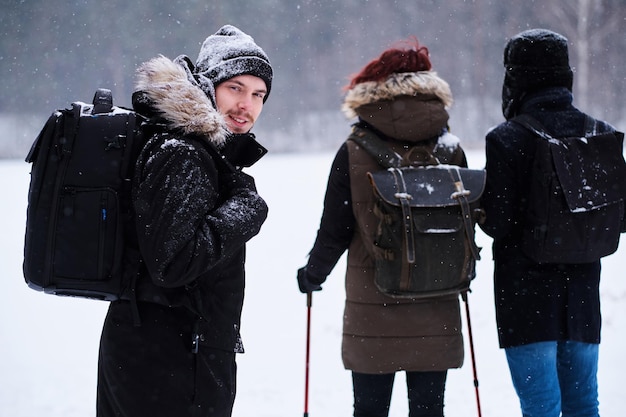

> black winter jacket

[
  {"left": 125, "top": 55, "right": 268, "bottom": 352},
  {"left": 480, "top": 87, "right": 615, "bottom": 348}
]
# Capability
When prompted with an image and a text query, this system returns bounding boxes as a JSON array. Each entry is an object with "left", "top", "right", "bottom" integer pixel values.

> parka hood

[
  {"left": 134, "top": 55, "right": 229, "bottom": 147},
  {"left": 342, "top": 71, "right": 453, "bottom": 142},
  {"left": 342, "top": 71, "right": 453, "bottom": 119}
]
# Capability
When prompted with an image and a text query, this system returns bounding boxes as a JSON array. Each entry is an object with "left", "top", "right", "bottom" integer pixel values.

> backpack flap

[
  {"left": 367, "top": 165, "right": 484, "bottom": 298},
  {"left": 367, "top": 166, "right": 486, "bottom": 208},
  {"left": 368, "top": 165, "right": 485, "bottom": 266},
  {"left": 550, "top": 131, "right": 626, "bottom": 211},
  {"left": 513, "top": 114, "right": 625, "bottom": 263}
]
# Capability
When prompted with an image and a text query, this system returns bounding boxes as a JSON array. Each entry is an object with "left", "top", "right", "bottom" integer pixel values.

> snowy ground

[{"left": 1, "top": 150, "right": 624, "bottom": 416}]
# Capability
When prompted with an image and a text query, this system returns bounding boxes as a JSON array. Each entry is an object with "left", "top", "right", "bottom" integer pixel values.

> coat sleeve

[
  {"left": 479, "top": 125, "right": 529, "bottom": 240},
  {"left": 304, "top": 143, "right": 354, "bottom": 281},
  {"left": 133, "top": 137, "right": 268, "bottom": 288}
]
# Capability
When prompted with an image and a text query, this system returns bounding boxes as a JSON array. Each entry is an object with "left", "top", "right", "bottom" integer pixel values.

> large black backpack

[
  {"left": 513, "top": 114, "right": 626, "bottom": 264},
  {"left": 350, "top": 127, "right": 485, "bottom": 299},
  {"left": 23, "top": 89, "right": 146, "bottom": 300}
]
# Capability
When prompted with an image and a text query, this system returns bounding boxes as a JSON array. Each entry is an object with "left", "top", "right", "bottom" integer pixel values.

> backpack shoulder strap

[
  {"left": 511, "top": 114, "right": 554, "bottom": 140},
  {"left": 348, "top": 124, "right": 444, "bottom": 168},
  {"left": 347, "top": 125, "right": 402, "bottom": 169},
  {"left": 513, "top": 114, "right": 597, "bottom": 139},
  {"left": 582, "top": 114, "right": 598, "bottom": 136}
]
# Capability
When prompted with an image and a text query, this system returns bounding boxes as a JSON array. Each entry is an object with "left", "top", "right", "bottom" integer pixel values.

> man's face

[{"left": 215, "top": 74, "right": 267, "bottom": 134}]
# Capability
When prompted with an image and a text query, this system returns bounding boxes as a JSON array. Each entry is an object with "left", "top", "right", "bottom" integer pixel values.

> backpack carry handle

[
  {"left": 402, "top": 146, "right": 439, "bottom": 167},
  {"left": 93, "top": 88, "right": 114, "bottom": 114}
]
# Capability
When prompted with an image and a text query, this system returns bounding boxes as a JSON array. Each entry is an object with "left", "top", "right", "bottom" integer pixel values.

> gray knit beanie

[{"left": 195, "top": 25, "right": 273, "bottom": 102}]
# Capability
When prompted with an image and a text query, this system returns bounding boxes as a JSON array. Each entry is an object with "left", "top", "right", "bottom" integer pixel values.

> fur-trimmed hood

[
  {"left": 342, "top": 72, "right": 454, "bottom": 142},
  {"left": 134, "top": 55, "right": 228, "bottom": 146},
  {"left": 342, "top": 71, "right": 453, "bottom": 119}
]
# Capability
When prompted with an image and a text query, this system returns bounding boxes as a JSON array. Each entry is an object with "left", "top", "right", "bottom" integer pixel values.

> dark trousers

[
  {"left": 352, "top": 370, "right": 447, "bottom": 417},
  {"left": 97, "top": 301, "right": 236, "bottom": 417}
]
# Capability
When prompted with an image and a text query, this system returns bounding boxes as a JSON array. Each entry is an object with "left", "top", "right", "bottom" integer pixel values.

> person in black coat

[
  {"left": 480, "top": 29, "right": 622, "bottom": 417},
  {"left": 96, "top": 25, "right": 272, "bottom": 417}
]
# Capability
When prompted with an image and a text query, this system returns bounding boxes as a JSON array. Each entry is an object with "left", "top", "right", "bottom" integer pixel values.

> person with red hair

[{"left": 297, "top": 38, "right": 469, "bottom": 416}]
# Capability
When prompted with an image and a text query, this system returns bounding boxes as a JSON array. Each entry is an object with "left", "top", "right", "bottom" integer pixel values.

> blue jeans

[
  {"left": 352, "top": 371, "right": 447, "bottom": 417},
  {"left": 505, "top": 341, "right": 599, "bottom": 417}
]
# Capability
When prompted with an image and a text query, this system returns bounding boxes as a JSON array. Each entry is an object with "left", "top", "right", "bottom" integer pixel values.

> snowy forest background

[{"left": 1, "top": 0, "right": 625, "bottom": 158}]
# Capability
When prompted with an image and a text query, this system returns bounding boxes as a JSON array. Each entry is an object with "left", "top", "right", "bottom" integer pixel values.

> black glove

[
  {"left": 212, "top": 170, "right": 268, "bottom": 251},
  {"left": 297, "top": 267, "right": 324, "bottom": 293}
]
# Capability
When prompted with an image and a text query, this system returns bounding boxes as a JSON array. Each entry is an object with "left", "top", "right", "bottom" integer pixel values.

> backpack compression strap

[
  {"left": 388, "top": 167, "right": 417, "bottom": 264},
  {"left": 449, "top": 167, "right": 481, "bottom": 261}
]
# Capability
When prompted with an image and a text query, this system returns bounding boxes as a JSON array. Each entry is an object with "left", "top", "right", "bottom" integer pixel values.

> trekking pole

[
  {"left": 303, "top": 292, "right": 313, "bottom": 417},
  {"left": 462, "top": 291, "right": 483, "bottom": 417}
]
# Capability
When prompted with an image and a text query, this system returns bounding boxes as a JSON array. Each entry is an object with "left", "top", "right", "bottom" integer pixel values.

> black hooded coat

[
  {"left": 96, "top": 55, "right": 268, "bottom": 417},
  {"left": 480, "top": 86, "right": 616, "bottom": 348}
]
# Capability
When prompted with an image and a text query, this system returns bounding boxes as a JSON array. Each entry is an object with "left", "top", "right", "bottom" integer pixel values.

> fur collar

[
  {"left": 135, "top": 55, "right": 228, "bottom": 146},
  {"left": 342, "top": 71, "right": 453, "bottom": 119}
]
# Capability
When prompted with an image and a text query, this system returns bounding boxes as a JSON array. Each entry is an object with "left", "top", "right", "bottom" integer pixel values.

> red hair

[{"left": 346, "top": 37, "right": 432, "bottom": 90}]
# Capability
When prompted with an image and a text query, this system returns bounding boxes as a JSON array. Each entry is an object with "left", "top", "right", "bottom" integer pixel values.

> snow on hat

[
  {"left": 195, "top": 25, "right": 273, "bottom": 102},
  {"left": 503, "top": 28, "right": 573, "bottom": 92}
]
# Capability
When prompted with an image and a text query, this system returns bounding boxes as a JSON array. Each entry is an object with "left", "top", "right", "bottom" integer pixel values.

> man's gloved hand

[
  {"left": 297, "top": 267, "right": 324, "bottom": 293},
  {"left": 212, "top": 170, "right": 268, "bottom": 249}
]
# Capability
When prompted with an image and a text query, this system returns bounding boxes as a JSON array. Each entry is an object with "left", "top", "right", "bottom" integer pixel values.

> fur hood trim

[
  {"left": 342, "top": 71, "right": 453, "bottom": 119},
  {"left": 135, "top": 55, "right": 228, "bottom": 146}
]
